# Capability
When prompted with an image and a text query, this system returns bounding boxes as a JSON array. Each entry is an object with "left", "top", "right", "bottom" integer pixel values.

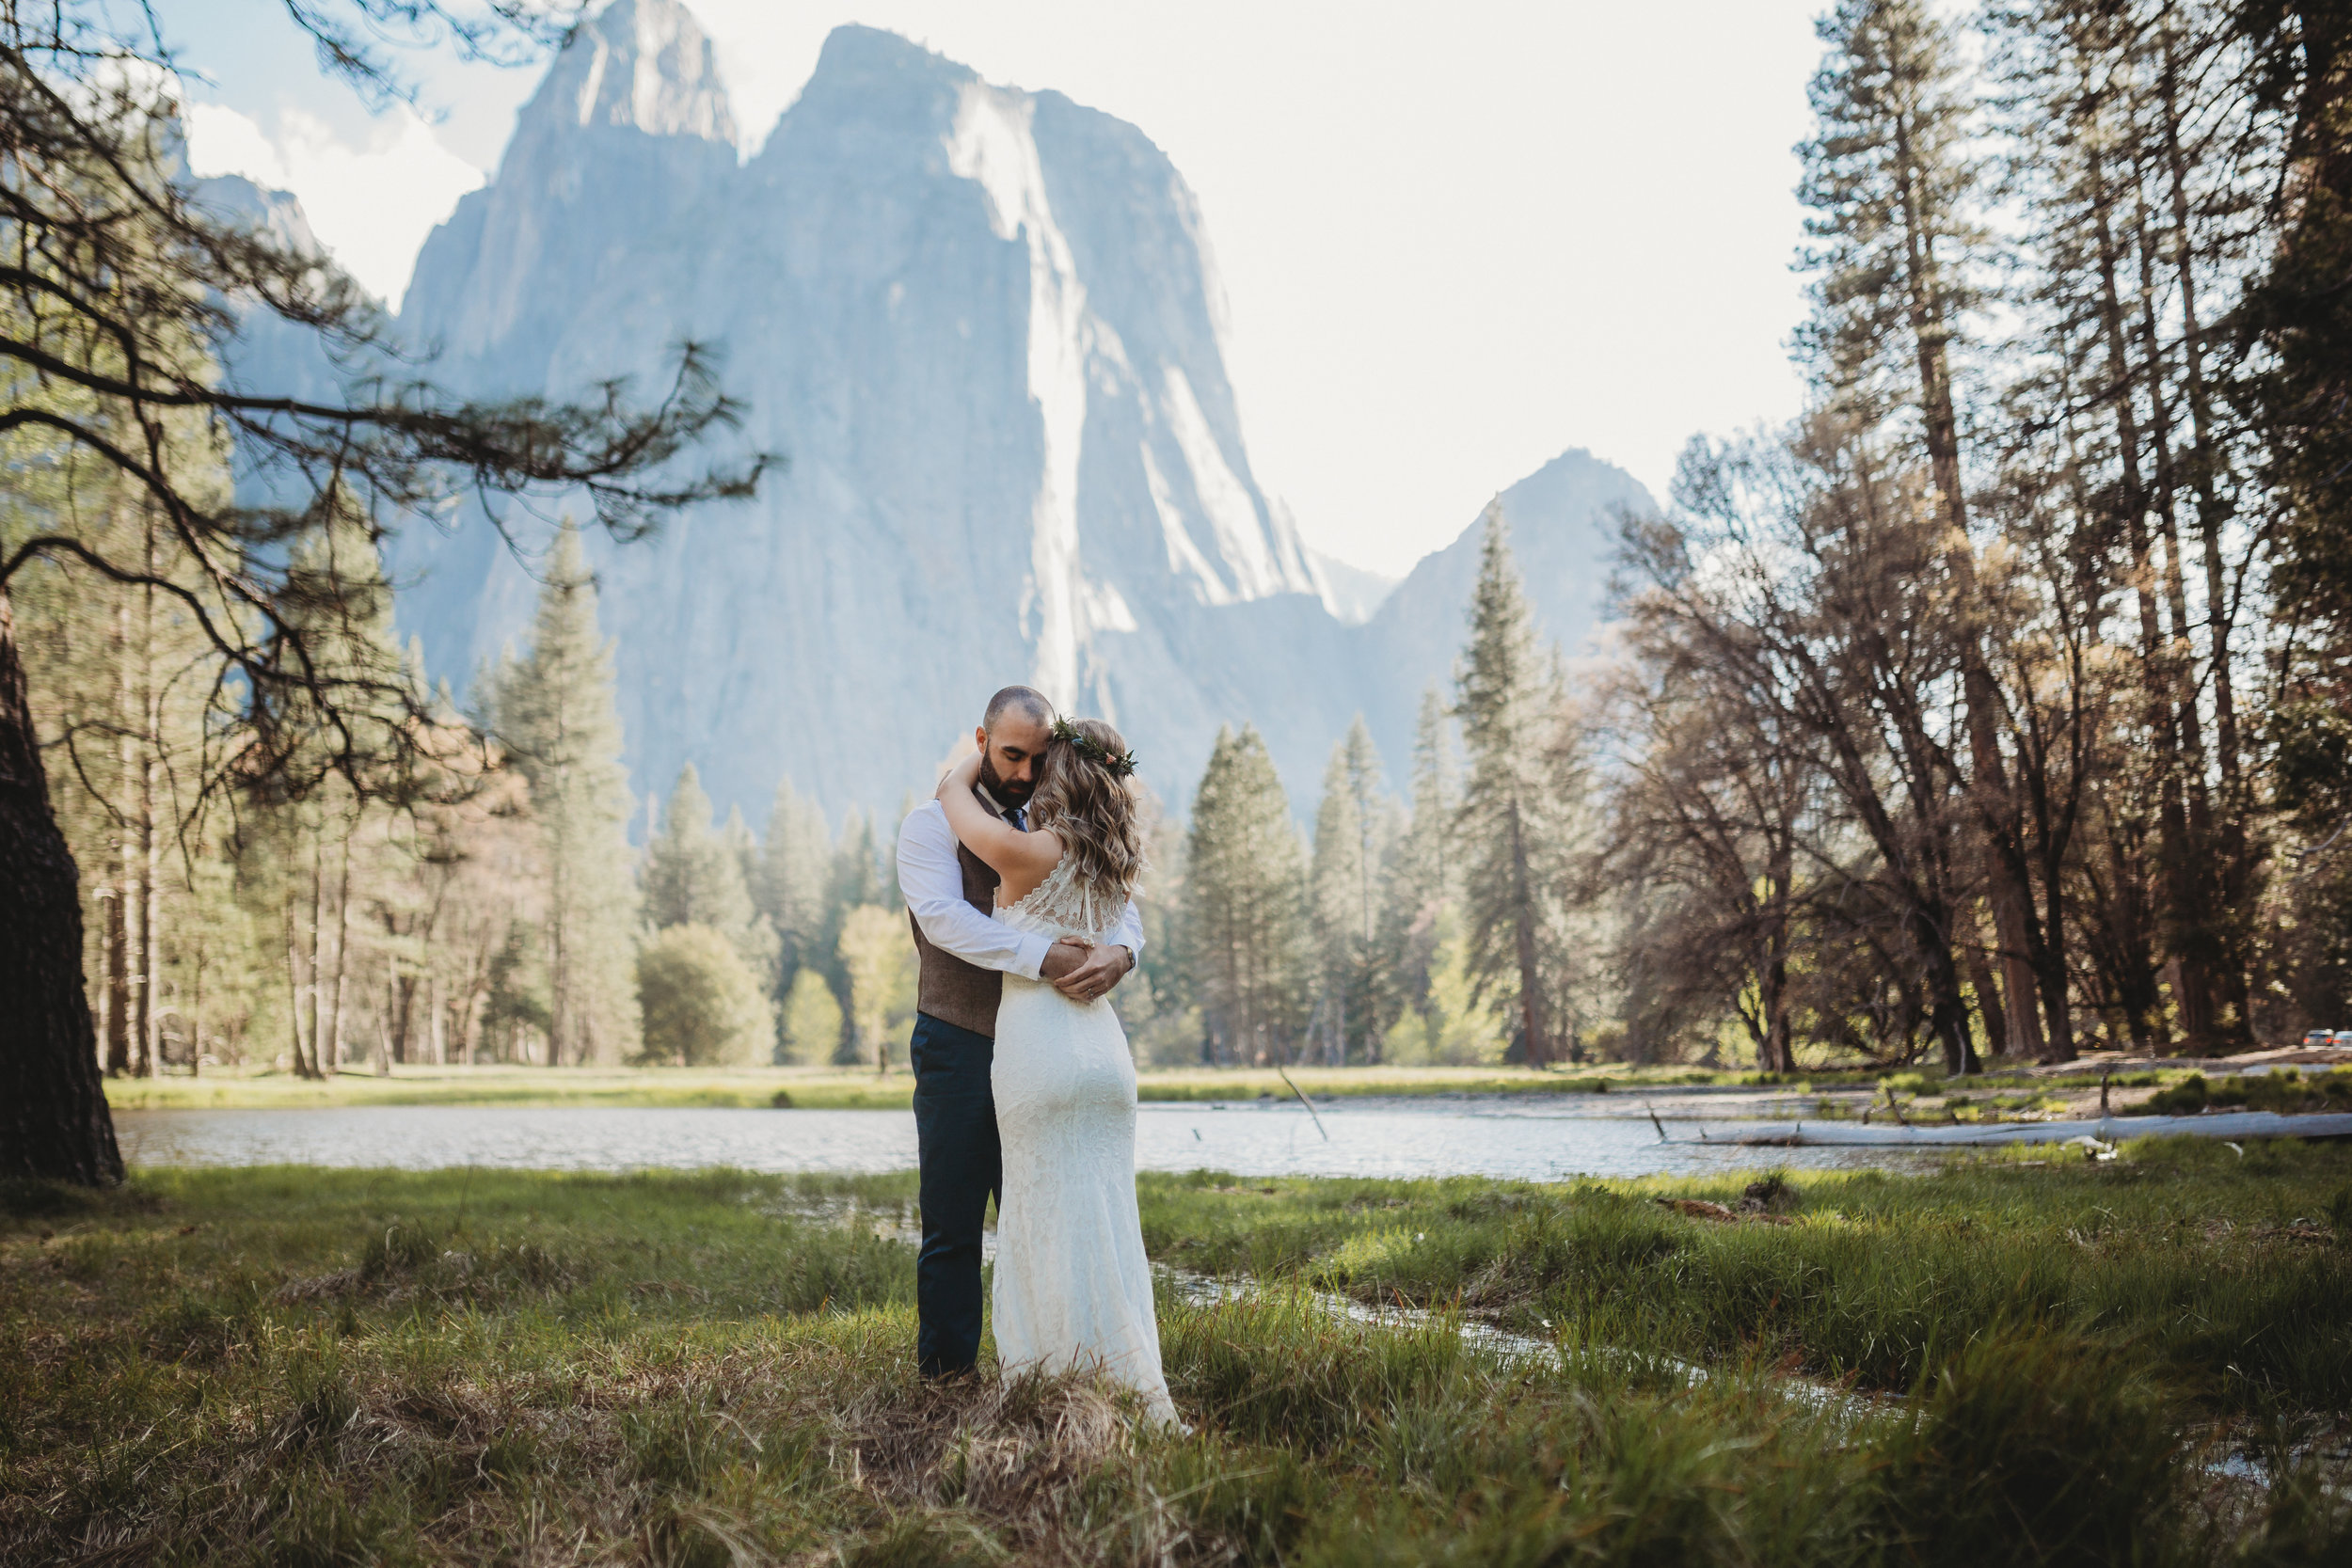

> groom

[{"left": 895, "top": 685, "right": 1144, "bottom": 1378}]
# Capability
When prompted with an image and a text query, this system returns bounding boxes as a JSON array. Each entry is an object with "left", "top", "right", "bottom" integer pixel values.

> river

[{"left": 116, "top": 1098, "right": 1944, "bottom": 1181}]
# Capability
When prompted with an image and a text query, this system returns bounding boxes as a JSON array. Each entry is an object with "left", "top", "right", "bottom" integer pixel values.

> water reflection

[{"left": 117, "top": 1099, "right": 1942, "bottom": 1182}]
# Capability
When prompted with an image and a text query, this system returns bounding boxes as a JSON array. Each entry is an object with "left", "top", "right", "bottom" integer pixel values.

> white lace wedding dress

[{"left": 990, "top": 856, "right": 1178, "bottom": 1425}]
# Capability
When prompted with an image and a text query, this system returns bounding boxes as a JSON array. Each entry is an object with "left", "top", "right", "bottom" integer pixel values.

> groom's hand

[
  {"left": 1040, "top": 940, "right": 1089, "bottom": 984},
  {"left": 1052, "top": 942, "right": 1134, "bottom": 1004}
]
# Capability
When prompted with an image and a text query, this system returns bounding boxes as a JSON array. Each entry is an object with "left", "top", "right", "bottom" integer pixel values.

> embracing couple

[{"left": 893, "top": 685, "right": 1177, "bottom": 1425}]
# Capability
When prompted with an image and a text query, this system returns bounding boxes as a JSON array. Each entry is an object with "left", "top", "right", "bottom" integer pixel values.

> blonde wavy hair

[{"left": 1029, "top": 717, "right": 1147, "bottom": 900}]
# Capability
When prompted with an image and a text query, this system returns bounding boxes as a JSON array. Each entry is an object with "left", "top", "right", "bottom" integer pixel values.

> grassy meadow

[{"left": 7, "top": 1139, "right": 2351, "bottom": 1562}]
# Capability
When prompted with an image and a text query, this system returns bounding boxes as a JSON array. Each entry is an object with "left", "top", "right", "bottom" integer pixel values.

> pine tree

[
  {"left": 1452, "top": 503, "right": 1574, "bottom": 1068},
  {"left": 9, "top": 478, "right": 233, "bottom": 1081},
  {"left": 643, "top": 764, "right": 775, "bottom": 975},
  {"left": 1183, "top": 724, "right": 1311, "bottom": 1064},
  {"left": 1404, "top": 688, "right": 1458, "bottom": 911},
  {"left": 1802, "top": 0, "right": 2040, "bottom": 1065},
  {"left": 1377, "top": 688, "right": 1459, "bottom": 1035},
  {"left": 488, "top": 521, "right": 641, "bottom": 1066},
  {"left": 266, "top": 518, "right": 414, "bottom": 1078},
  {"left": 1309, "top": 718, "right": 1396, "bottom": 1064},
  {"left": 756, "top": 776, "right": 831, "bottom": 1010}
]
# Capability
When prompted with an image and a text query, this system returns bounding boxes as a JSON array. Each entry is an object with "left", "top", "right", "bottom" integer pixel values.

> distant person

[{"left": 896, "top": 686, "right": 1175, "bottom": 1423}]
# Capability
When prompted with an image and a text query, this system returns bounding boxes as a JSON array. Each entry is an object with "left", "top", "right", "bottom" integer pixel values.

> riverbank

[{"left": 6, "top": 1141, "right": 2346, "bottom": 1561}]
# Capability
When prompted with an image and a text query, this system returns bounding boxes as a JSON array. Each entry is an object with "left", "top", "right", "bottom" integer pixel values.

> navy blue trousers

[{"left": 910, "top": 1011, "right": 1001, "bottom": 1377}]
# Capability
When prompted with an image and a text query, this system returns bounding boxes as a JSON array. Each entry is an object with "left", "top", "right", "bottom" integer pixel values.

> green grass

[
  {"left": 2130, "top": 1067, "right": 2352, "bottom": 1117},
  {"left": 4, "top": 1149, "right": 2347, "bottom": 1563},
  {"left": 1140, "top": 1139, "right": 2352, "bottom": 1410}
]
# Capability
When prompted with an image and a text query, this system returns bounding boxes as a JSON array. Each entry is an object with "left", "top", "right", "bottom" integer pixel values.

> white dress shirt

[{"left": 897, "top": 799, "right": 1145, "bottom": 980}]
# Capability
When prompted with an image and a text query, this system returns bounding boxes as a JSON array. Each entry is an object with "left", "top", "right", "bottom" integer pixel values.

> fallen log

[{"left": 1677, "top": 1111, "right": 2352, "bottom": 1148}]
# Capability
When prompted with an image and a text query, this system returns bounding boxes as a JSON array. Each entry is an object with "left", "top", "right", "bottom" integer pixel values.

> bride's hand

[
  {"left": 937, "top": 748, "right": 983, "bottom": 800},
  {"left": 1040, "top": 937, "right": 1095, "bottom": 983}
]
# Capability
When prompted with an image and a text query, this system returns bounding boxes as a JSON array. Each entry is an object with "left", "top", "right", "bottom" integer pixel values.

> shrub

[
  {"left": 636, "top": 924, "right": 772, "bottom": 1067},
  {"left": 779, "top": 966, "right": 845, "bottom": 1066}
]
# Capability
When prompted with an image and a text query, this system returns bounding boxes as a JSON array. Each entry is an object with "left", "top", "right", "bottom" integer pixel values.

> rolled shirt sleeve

[
  {"left": 1108, "top": 895, "right": 1144, "bottom": 965},
  {"left": 896, "top": 801, "right": 1052, "bottom": 980}
]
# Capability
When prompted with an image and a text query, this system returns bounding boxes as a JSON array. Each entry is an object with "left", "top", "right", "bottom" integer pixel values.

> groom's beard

[{"left": 978, "top": 752, "right": 1035, "bottom": 809}]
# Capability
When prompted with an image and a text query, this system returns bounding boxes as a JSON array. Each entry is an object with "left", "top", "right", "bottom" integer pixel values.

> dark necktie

[{"left": 1009, "top": 806, "right": 1027, "bottom": 832}]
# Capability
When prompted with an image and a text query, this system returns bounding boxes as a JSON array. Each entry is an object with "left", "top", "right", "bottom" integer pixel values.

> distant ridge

[{"left": 219, "top": 1, "right": 1659, "bottom": 820}]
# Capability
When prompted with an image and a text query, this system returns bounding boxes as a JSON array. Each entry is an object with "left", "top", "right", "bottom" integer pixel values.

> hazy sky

[{"left": 165, "top": 0, "right": 1825, "bottom": 578}]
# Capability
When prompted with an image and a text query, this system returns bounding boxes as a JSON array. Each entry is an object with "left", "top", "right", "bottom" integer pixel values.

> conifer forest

[{"left": 6, "top": 0, "right": 2352, "bottom": 1172}]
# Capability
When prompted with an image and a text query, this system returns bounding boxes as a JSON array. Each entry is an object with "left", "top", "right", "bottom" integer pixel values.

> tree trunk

[
  {"left": 1508, "top": 803, "right": 1550, "bottom": 1068},
  {"left": 2134, "top": 176, "right": 2232, "bottom": 1051},
  {"left": 2088, "top": 129, "right": 2201, "bottom": 1051},
  {"left": 0, "top": 589, "right": 123, "bottom": 1185},
  {"left": 309, "top": 830, "right": 330, "bottom": 1075},
  {"left": 548, "top": 900, "right": 567, "bottom": 1069},
  {"left": 1922, "top": 911, "right": 1978, "bottom": 1078},
  {"left": 136, "top": 752, "right": 158, "bottom": 1080},
  {"left": 284, "top": 906, "right": 313, "bottom": 1077},
  {"left": 389, "top": 967, "right": 416, "bottom": 1068},
  {"left": 1965, "top": 939, "right": 2007, "bottom": 1065},
  {"left": 93, "top": 884, "right": 114, "bottom": 1075},
  {"left": 188, "top": 938, "right": 205, "bottom": 1077},
  {"left": 374, "top": 965, "right": 393, "bottom": 1078},
  {"left": 103, "top": 884, "right": 129, "bottom": 1074},
  {"left": 107, "top": 597, "right": 132, "bottom": 1075},
  {"left": 327, "top": 834, "right": 354, "bottom": 1071},
  {"left": 1890, "top": 108, "right": 2047, "bottom": 1064},
  {"left": 136, "top": 540, "right": 162, "bottom": 1080}
]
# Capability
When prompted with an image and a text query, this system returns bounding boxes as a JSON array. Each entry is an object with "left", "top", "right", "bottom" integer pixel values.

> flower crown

[{"left": 1052, "top": 716, "right": 1138, "bottom": 777}]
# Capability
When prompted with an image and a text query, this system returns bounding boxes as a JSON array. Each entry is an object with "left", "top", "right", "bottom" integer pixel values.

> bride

[{"left": 934, "top": 716, "right": 1178, "bottom": 1425}]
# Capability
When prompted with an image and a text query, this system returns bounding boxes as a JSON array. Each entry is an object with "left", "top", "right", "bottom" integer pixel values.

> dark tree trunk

[{"left": 0, "top": 591, "right": 123, "bottom": 1186}]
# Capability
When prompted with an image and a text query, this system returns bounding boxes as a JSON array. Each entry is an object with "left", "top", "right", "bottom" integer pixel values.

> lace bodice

[{"left": 996, "top": 854, "right": 1131, "bottom": 944}]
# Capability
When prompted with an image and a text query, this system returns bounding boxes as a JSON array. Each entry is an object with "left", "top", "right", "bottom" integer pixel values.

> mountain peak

[{"left": 521, "top": 0, "right": 736, "bottom": 146}]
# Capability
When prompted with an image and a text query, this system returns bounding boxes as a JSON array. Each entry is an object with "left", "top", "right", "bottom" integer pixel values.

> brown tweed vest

[{"left": 910, "top": 792, "right": 1009, "bottom": 1037}]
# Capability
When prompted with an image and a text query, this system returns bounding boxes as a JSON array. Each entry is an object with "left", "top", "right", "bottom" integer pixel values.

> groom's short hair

[{"left": 984, "top": 685, "right": 1054, "bottom": 733}]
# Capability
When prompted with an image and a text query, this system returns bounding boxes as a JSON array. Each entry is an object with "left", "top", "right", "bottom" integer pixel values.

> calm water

[{"left": 116, "top": 1099, "right": 1941, "bottom": 1182}]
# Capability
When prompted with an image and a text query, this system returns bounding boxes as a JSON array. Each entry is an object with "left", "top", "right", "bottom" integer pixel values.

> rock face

[{"left": 385, "top": 0, "right": 1654, "bottom": 821}]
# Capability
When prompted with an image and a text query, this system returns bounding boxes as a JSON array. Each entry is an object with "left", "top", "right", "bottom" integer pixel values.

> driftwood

[{"left": 1680, "top": 1111, "right": 2352, "bottom": 1148}]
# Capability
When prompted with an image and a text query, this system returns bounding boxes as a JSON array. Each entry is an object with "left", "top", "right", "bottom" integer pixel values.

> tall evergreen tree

[
  {"left": 642, "top": 763, "right": 776, "bottom": 975},
  {"left": 1802, "top": 0, "right": 2049, "bottom": 1062},
  {"left": 1397, "top": 689, "right": 1459, "bottom": 913},
  {"left": 1309, "top": 718, "right": 1396, "bottom": 1064},
  {"left": 489, "top": 522, "right": 641, "bottom": 1066},
  {"left": 756, "top": 777, "right": 831, "bottom": 1006},
  {"left": 266, "top": 518, "right": 414, "bottom": 1078},
  {"left": 1378, "top": 687, "right": 1461, "bottom": 1037},
  {"left": 1183, "top": 725, "right": 1311, "bottom": 1064},
  {"left": 1453, "top": 503, "right": 1575, "bottom": 1068}
]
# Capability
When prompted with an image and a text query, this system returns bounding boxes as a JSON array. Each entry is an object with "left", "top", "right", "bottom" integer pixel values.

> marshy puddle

[{"left": 787, "top": 1191, "right": 1899, "bottom": 1430}]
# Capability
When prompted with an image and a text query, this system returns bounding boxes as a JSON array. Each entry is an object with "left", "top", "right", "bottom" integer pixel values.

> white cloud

[{"left": 183, "top": 100, "right": 485, "bottom": 309}]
